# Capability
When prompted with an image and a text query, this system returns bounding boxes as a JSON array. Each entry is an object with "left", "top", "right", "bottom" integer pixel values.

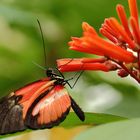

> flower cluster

[{"left": 57, "top": 0, "right": 140, "bottom": 83}]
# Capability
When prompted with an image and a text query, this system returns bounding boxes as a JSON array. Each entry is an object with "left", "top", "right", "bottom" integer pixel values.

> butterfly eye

[{"left": 46, "top": 68, "right": 53, "bottom": 77}]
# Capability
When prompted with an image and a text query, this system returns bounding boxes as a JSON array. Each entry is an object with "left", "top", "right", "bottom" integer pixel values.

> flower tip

[
  {"left": 116, "top": 4, "right": 125, "bottom": 14},
  {"left": 116, "top": 4, "right": 124, "bottom": 9},
  {"left": 99, "top": 28, "right": 103, "bottom": 33},
  {"left": 71, "top": 37, "right": 80, "bottom": 41},
  {"left": 104, "top": 18, "right": 109, "bottom": 23},
  {"left": 101, "top": 23, "right": 104, "bottom": 27},
  {"left": 69, "top": 46, "right": 77, "bottom": 51},
  {"left": 82, "top": 22, "right": 97, "bottom": 35},
  {"left": 68, "top": 41, "right": 74, "bottom": 46},
  {"left": 82, "top": 22, "right": 91, "bottom": 31},
  {"left": 82, "top": 22, "right": 88, "bottom": 28},
  {"left": 109, "top": 17, "right": 116, "bottom": 21}
]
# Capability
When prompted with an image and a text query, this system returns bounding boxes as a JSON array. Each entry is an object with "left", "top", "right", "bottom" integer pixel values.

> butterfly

[
  {"left": 0, "top": 68, "right": 85, "bottom": 135},
  {"left": 0, "top": 21, "right": 85, "bottom": 135}
]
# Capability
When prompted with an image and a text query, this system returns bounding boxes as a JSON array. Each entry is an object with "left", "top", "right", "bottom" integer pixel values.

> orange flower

[
  {"left": 57, "top": 58, "right": 117, "bottom": 72},
  {"left": 69, "top": 23, "right": 136, "bottom": 63},
  {"left": 100, "top": 0, "right": 140, "bottom": 49},
  {"left": 57, "top": 0, "right": 140, "bottom": 84}
]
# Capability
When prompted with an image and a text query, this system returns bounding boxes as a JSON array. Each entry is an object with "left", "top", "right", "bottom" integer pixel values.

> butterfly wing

[
  {"left": 25, "top": 85, "right": 71, "bottom": 129},
  {"left": 0, "top": 95, "right": 25, "bottom": 134},
  {"left": 15, "top": 78, "right": 55, "bottom": 119},
  {"left": 0, "top": 78, "right": 55, "bottom": 134},
  {"left": 0, "top": 78, "right": 84, "bottom": 134}
]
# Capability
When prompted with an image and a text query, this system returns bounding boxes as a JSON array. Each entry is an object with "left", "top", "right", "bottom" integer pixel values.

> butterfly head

[{"left": 46, "top": 68, "right": 66, "bottom": 86}]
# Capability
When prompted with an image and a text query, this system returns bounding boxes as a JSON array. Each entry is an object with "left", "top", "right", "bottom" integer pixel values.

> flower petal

[
  {"left": 130, "top": 17, "right": 140, "bottom": 46},
  {"left": 82, "top": 22, "right": 98, "bottom": 36},
  {"left": 128, "top": 0, "right": 139, "bottom": 26},
  {"left": 116, "top": 4, "right": 132, "bottom": 38},
  {"left": 109, "top": 17, "right": 136, "bottom": 50},
  {"left": 57, "top": 58, "right": 117, "bottom": 72}
]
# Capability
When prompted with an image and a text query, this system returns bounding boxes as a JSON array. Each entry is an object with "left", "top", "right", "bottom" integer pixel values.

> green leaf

[
  {"left": 60, "top": 112, "right": 126, "bottom": 127},
  {"left": 0, "top": 112, "right": 126, "bottom": 139},
  {"left": 74, "top": 118, "right": 140, "bottom": 140}
]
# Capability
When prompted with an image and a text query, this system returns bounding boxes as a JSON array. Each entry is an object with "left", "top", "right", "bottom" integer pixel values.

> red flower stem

[
  {"left": 119, "top": 63, "right": 140, "bottom": 83},
  {"left": 110, "top": 58, "right": 140, "bottom": 83},
  {"left": 137, "top": 50, "right": 140, "bottom": 70}
]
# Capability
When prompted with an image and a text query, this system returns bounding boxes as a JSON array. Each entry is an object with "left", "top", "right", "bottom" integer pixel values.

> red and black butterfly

[{"left": 0, "top": 21, "right": 85, "bottom": 135}]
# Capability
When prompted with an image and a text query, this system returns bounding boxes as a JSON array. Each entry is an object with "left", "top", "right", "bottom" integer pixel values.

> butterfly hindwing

[
  {"left": 24, "top": 86, "right": 53, "bottom": 129},
  {"left": 70, "top": 96, "right": 85, "bottom": 121},
  {"left": 25, "top": 85, "right": 71, "bottom": 129}
]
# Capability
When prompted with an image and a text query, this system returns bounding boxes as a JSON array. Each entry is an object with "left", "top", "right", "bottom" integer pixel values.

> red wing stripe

[
  {"left": 39, "top": 108, "right": 44, "bottom": 125},
  {"left": 32, "top": 85, "right": 71, "bottom": 126},
  {"left": 63, "top": 95, "right": 71, "bottom": 107},
  {"left": 49, "top": 103, "right": 58, "bottom": 122},
  {"left": 43, "top": 106, "right": 51, "bottom": 124},
  {"left": 53, "top": 99, "right": 62, "bottom": 118},
  {"left": 58, "top": 97, "right": 68, "bottom": 113}
]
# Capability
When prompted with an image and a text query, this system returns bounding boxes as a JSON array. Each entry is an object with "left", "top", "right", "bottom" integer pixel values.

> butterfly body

[{"left": 0, "top": 70, "right": 85, "bottom": 134}]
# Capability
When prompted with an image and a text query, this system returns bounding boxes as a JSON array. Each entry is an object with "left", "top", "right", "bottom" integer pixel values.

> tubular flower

[
  {"left": 57, "top": 58, "right": 118, "bottom": 72},
  {"left": 57, "top": 0, "right": 140, "bottom": 84}
]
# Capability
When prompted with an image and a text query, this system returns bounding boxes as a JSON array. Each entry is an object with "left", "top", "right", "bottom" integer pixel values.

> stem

[
  {"left": 110, "top": 58, "right": 140, "bottom": 83},
  {"left": 137, "top": 50, "right": 140, "bottom": 70},
  {"left": 119, "top": 63, "right": 140, "bottom": 83}
]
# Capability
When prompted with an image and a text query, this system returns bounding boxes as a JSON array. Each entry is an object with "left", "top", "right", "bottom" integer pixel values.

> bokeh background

[{"left": 0, "top": 0, "right": 140, "bottom": 140}]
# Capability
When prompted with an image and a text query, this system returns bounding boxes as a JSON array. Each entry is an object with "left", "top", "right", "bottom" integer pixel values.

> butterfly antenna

[
  {"left": 58, "top": 58, "right": 74, "bottom": 68},
  {"left": 65, "top": 71, "right": 84, "bottom": 89},
  {"left": 32, "top": 61, "right": 46, "bottom": 70},
  {"left": 71, "top": 70, "right": 84, "bottom": 89},
  {"left": 55, "top": 67, "right": 65, "bottom": 78},
  {"left": 55, "top": 59, "right": 74, "bottom": 78},
  {"left": 37, "top": 19, "right": 47, "bottom": 68},
  {"left": 64, "top": 63, "right": 84, "bottom": 89}
]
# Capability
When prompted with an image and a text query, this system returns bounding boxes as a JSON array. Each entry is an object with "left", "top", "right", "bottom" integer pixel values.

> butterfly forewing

[{"left": 15, "top": 78, "right": 55, "bottom": 119}]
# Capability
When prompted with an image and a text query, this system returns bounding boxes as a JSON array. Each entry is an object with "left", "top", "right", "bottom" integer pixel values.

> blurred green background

[{"left": 1, "top": 0, "right": 140, "bottom": 140}]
